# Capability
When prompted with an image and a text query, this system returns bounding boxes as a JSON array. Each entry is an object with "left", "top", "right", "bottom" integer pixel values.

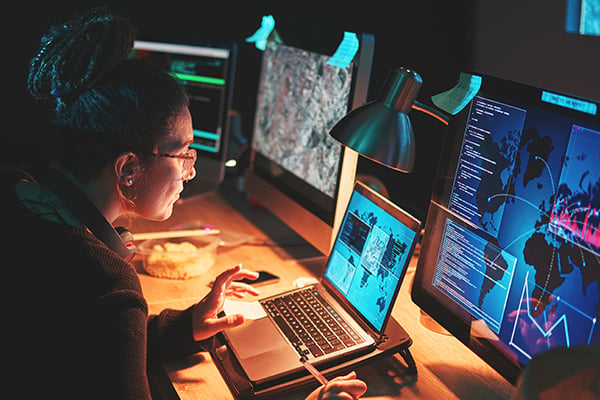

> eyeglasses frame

[{"left": 151, "top": 148, "right": 197, "bottom": 180}]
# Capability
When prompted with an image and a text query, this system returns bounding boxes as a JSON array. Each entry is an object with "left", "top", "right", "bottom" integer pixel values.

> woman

[{"left": 2, "top": 8, "right": 367, "bottom": 400}]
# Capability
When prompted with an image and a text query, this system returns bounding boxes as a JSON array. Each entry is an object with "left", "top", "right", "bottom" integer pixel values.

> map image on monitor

[
  {"left": 413, "top": 74, "right": 600, "bottom": 382},
  {"left": 253, "top": 44, "right": 353, "bottom": 197},
  {"left": 549, "top": 125, "right": 600, "bottom": 256},
  {"left": 440, "top": 98, "right": 600, "bottom": 365},
  {"left": 449, "top": 96, "right": 526, "bottom": 237}
]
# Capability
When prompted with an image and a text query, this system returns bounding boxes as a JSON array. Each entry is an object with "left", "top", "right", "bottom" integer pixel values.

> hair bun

[{"left": 28, "top": 7, "right": 136, "bottom": 104}]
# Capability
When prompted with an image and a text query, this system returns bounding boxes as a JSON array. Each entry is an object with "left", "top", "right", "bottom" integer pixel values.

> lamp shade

[{"left": 329, "top": 67, "right": 422, "bottom": 172}]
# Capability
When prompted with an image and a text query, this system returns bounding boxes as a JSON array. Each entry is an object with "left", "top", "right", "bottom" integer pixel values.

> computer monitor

[
  {"left": 132, "top": 40, "right": 237, "bottom": 189},
  {"left": 412, "top": 73, "right": 600, "bottom": 384},
  {"left": 244, "top": 34, "right": 374, "bottom": 256}
]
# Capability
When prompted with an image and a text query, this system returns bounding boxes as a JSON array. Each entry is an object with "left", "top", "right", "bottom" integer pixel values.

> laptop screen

[{"left": 324, "top": 182, "right": 421, "bottom": 333}]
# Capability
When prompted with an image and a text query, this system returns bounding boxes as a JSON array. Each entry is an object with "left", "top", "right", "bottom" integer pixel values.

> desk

[{"left": 122, "top": 187, "right": 514, "bottom": 400}]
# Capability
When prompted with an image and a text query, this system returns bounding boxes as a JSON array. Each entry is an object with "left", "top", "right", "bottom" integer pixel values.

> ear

[{"left": 114, "top": 152, "right": 141, "bottom": 186}]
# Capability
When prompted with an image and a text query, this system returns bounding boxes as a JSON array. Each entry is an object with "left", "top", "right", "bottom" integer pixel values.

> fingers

[
  {"left": 215, "top": 265, "right": 261, "bottom": 298},
  {"left": 320, "top": 382, "right": 367, "bottom": 400},
  {"left": 226, "top": 281, "right": 261, "bottom": 297},
  {"left": 212, "top": 264, "right": 242, "bottom": 290},
  {"left": 333, "top": 394, "right": 358, "bottom": 400},
  {"left": 230, "top": 264, "right": 260, "bottom": 281},
  {"left": 192, "top": 265, "right": 262, "bottom": 341},
  {"left": 324, "top": 372, "right": 367, "bottom": 399},
  {"left": 330, "top": 371, "right": 357, "bottom": 381},
  {"left": 330, "top": 379, "right": 367, "bottom": 397},
  {"left": 207, "top": 313, "right": 245, "bottom": 332},
  {"left": 305, "top": 371, "right": 366, "bottom": 400},
  {"left": 214, "top": 264, "right": 260, "bottom": 289},
  {"left": 206, "top": 265, "right": 261, "bottom": 307}
]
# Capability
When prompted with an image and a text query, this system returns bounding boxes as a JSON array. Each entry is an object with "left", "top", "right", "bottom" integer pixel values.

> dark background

[{"left": 5, "top": 1, "right": 600, "bottom": 221}]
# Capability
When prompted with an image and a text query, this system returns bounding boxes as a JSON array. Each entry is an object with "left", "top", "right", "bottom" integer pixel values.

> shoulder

[
  {"left": 0, "top": 168, "right": 34, "bottom": 182},
  {"left": 80, "top": 232, "right": 144, "bottom": 293},
  {"left": 0, "top": 167, "right": 84, "bottom": 226},
  {"left": 16, "top": 180, "right": 84, "bottom": 227}
]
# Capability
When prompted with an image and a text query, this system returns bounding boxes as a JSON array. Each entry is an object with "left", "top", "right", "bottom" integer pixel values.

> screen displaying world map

[{"left": 430, "top": 87, "right": 600, "bottom": 367}]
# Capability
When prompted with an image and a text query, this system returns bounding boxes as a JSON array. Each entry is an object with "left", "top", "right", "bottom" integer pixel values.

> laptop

[{"left": 223, "top": 181, "right": 421, "bottom": 386}]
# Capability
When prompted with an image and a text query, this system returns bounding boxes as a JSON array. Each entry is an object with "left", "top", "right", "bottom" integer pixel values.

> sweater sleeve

[{"left": 147, "top": 306, "right": 216, "bottom": 361}]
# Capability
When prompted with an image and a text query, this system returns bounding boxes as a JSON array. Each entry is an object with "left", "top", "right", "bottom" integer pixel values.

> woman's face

[{"left": 133, "top": 108, "right": 196, "bottom": 221}]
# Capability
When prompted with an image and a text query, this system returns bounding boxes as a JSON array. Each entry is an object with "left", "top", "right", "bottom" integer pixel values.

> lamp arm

[{"left": 412, "top": 100, "right": 450, "bottom": 125}]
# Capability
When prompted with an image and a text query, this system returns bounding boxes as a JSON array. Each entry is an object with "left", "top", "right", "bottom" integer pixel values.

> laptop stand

[{"left": 211, "top": 316, "right": 417, "bottom": 399}]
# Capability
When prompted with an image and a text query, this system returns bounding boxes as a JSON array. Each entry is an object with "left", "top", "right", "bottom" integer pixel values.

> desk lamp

[
  {"left": 331, "top": 66, "right": 453, "bottom": 335},
  {"left": 329, "top": 66, "right": 449, "bottom": 173}
]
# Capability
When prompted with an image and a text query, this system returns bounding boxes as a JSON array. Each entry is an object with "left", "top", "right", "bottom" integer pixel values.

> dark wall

[
  {"left": 470, "top": 1, "right": 600, "bottom": 102},
  {"left": 115, "top": 1, "right": 474, "bottom": 221},
  {"left": 11, "top": 2, "right": 598, "bottom": 221},
  {"left": 7, "top": 1, "right": 473, "bottom": 221}
]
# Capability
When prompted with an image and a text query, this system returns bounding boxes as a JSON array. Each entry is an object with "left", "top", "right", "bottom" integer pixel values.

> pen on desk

[
  {"left": 132, "top": 227, "right": 220, "bottom": 241},
  {"left": 300, "top": 356, "right": 328, "bottom": 386}
]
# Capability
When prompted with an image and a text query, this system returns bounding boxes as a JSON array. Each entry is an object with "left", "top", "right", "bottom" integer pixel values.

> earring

[{"left": 121, "top": 176, "right": 134, "bottom": 186}]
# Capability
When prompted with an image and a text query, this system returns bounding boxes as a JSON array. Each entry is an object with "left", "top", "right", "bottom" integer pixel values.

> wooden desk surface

[{"left": 123, "top": 188, "right": 515, "bottom": 400}]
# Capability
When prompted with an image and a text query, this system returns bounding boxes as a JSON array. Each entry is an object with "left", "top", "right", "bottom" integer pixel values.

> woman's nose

[{"left": 184, "top": 166, "right": 196, "bottom": 182}]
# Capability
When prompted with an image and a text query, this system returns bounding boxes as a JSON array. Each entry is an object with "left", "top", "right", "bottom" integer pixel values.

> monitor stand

[{"left": 419, "top": 309, "right": 451, "bottom": 335}]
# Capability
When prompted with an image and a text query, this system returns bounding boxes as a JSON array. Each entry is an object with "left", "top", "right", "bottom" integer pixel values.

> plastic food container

[{"left": 137, "top": 236, "right": 220, "bottom": 279}]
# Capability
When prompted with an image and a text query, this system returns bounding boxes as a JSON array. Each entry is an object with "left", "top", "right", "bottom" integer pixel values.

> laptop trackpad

[{"left": 225, "top": 317, "right": 300, "bottom": 382}]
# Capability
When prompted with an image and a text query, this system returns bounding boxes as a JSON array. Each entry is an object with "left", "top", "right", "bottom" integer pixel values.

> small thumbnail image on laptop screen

[{"left": 324, "top": 190, "right": 417, "bottom": 332}]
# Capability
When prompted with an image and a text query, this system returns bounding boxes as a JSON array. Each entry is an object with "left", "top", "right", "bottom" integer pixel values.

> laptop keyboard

[{"left": 261, "top": 288, "right": 365, "bottom": 359}]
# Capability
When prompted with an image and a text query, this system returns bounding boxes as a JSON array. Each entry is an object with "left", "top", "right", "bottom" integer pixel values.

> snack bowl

[{"left": 137, "top": 236, "right": 221, "bottom": 279}]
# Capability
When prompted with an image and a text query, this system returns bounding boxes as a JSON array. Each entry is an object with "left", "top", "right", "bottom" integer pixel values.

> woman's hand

[
  {"left": 191, "top": 264, "right": 260, "bottom": 341},
  {"left": 305, "top": 371, "right": 367, "bottom": 400}
]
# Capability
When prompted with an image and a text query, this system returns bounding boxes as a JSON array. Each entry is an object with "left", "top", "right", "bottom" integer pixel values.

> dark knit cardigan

[{"left": 0, "top": 169, "right": 212, "bottom": 399}]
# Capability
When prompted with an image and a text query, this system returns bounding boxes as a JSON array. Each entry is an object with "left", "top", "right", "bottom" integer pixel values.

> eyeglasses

[{"left": 152, "top": 148, "right": 197, "bottom": 180}]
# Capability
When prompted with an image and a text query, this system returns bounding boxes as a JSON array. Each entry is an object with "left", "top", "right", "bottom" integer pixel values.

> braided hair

[{"left": 27, "top": 8, "right": 189, "bottom": 182}]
